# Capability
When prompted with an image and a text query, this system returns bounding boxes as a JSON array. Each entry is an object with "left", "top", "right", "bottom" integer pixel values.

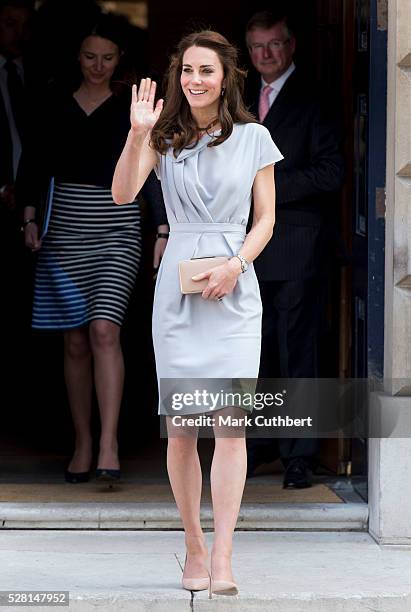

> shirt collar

[
  {"left": 0, "top": 54, "right": 24, "bottom": 73},
  {"left": 261, "top": 61, "right": 296, "bottom": 92},
  {"left": 167, "top": 130, "right": 222, "bottom": 162}
]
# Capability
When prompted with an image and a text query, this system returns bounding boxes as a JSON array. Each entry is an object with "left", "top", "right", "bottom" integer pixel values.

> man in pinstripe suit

[{"left": 245, "top": 10, "right": 344, "bottom": 488}]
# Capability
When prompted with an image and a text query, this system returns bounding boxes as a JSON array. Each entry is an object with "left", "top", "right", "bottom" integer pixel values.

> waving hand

[{"left": 130, "top": 78, "right": 164, "bottom": 134}]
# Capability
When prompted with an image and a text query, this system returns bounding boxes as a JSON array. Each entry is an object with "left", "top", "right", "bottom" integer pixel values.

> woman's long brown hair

[{"left": 150, "top": 30, "right": 256, "bottom": 157}]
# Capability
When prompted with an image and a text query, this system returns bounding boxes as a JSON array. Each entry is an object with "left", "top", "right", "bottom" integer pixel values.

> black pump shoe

[
  {"left": 95, "top": 468, "right": 121, "bottom": 482},
  {"left": 64, "top": 469, "right": 90, "bottom": 484}
]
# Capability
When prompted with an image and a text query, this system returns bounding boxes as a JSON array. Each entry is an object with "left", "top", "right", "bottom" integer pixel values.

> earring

[{"left": 221, "top": 88, "right": 225, "bottom": 97}]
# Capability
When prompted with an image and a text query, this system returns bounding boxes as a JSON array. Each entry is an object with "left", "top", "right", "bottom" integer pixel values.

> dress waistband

[{"left": 169, "top": 223, "right": 246, "bottom": 234}]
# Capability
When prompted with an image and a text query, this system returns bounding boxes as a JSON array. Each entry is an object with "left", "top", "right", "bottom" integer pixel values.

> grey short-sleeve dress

[{"left": 153, "top": 122, "right": 283, "bottom": 414}]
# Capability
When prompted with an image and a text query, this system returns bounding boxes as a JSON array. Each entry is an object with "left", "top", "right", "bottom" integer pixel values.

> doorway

[{"left": 1, "top": 0, "right": 386, "bottom": 510}]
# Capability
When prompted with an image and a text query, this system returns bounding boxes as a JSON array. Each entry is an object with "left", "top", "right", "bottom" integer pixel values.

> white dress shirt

[
  {"left": 260, "top": 61, "right": 296, "bottom": 110},
  {"left": 0, "top": 54, "right": 24, "bottom": 181}
]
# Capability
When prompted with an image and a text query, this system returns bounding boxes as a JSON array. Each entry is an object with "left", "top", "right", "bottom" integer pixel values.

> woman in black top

[{"left": 17, "top": 14, "right": 168, "bottom": 483}]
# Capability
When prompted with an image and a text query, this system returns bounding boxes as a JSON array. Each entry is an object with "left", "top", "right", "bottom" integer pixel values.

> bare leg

[
  {"left": 211, "top": 407, "right": 247, "bottom": 583},
  {"left": 89, "top": 319, "right": 123, "bottom": 469},
  {"left": 166, "top": 418, "right": 208, "bottom": 579},
  {"left": 64, "top": 328, "right": 93, "bottom": 472}
]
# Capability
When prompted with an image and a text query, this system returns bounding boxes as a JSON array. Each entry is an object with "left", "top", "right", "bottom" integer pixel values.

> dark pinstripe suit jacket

[
  {"left": 0, "top": 88, "right": 14, "bottom": 187},
  {"left": 246, "top": 69, "right": 344, "bottom": 281}
]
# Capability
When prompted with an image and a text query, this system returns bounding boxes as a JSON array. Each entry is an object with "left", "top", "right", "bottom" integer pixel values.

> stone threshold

[{"left": 0, "top": 501, "right": 368, "bottom": 530}]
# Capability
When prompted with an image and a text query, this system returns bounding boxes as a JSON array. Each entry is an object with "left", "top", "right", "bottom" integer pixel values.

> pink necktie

[{"left": 258, "top": 85, "right": 272, "bottom": 122}]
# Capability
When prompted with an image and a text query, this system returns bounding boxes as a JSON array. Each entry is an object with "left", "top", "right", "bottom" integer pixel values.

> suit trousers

[{"left": 250, "top": 279, "right": 321, "bottom": 468}]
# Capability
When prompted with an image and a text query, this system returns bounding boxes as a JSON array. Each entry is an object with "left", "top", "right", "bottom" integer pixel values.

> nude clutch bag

[{"left": 179, "top": 256, "right": 229, "bottom": 294}]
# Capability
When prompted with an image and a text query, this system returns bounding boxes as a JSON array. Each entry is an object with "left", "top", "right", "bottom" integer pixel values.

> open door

[{"left": 349, "top": 0, "right": 387, "bottom": 500}]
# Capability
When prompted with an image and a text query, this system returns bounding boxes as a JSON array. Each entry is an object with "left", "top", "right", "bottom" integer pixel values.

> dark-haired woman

[
  {"left": 17, "top": 14, "right": 168, "bottom": 484},
  {"left": 112, "top": 31, "right": 283, "bottom": 596}
]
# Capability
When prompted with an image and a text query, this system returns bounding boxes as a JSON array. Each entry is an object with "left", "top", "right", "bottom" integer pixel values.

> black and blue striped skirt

[{"left": 32, "top": 182, "right": 141, "bottom": 330}]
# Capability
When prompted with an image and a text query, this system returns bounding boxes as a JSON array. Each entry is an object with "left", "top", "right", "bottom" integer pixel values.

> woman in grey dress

[{"left": 113, "top": 31, "right": 283, "bottom": 597}]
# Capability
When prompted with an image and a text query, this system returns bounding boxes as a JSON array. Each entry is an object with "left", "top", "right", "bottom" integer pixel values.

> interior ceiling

[{"left": 100, "top": 1, "right": 147, "bottom": 29}]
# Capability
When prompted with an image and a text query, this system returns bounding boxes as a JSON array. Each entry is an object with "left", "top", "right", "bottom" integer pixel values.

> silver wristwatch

[{"left": 234, "top": 254, "right": 249, "bottom": 273}]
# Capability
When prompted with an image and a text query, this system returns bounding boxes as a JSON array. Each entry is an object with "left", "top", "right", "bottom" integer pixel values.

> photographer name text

[{"left": 171, "top": 415, "right": 313, "bottom": 427}]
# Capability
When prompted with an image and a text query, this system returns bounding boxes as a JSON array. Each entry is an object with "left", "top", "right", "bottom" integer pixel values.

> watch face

[
  {"left": 238, "top": 255, "right": 248, "bottom": 272},
  {"left": 235, "top": 254, "right": 248, "bottom": 272}
]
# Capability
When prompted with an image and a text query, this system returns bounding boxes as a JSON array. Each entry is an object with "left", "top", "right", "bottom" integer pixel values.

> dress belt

[{"left": 169, "top": 222, "right": 246, "bottom": 235}]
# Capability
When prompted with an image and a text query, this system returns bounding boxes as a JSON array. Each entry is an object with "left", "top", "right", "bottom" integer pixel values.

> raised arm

[{"left": 112, "top": 79, "right": 163, "bottom": 205}]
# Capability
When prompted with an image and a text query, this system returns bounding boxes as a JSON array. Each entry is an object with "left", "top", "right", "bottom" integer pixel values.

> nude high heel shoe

[
  {"left": 208, "top": 575, "right": 238, "bottom": 598},
  {"left": 181, "top": 554, "right": 210, "bottom": 591},
  {"left": 181, "top": 535, "right": 210, "bottom": 592},
  {"left": 208, "top": 553, "right": 238, "bottom": 597}
]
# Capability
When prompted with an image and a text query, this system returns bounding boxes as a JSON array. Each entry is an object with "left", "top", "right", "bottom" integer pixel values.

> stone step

[
  {"left": 1, "top": 501, "right": 368, "bottom": 530},
  {"left": 0, "top": 531, "right": 410, "bottom": 612}
]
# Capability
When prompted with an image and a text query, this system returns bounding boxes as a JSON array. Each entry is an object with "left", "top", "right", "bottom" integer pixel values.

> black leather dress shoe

[
  {"left": 283, "top": 458, "right": 312, "bottom": 489},
  {"left": 64, "top": 469, "right": 90, "bottom": 484}
]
